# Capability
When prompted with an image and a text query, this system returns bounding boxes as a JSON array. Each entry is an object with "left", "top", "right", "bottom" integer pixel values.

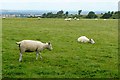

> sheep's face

[
  {"left": 47, "top": 42, "right": 53, "bottom": 51},
  {"left": 90, "top": 39, "right": 95, "bottom": 44}
]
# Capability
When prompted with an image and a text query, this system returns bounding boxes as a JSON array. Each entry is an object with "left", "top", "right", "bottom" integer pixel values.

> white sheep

[
  {"left": 104, "top": 19, "right": 107, "bottom": 20},
  {"left": 38, "top": 17, "right": 41, "bottom": 20},
  {"left": 77, "top": 36, "right": 95, "bottom": 44},
  {"left": 74, "top": 17, "right": 77, "bottom": 20},
  {"left": 2, "top": 17, "right": 6, "bottom": 19},
  {"left": 73, "top": 17, "right": 80, "bottom": 20},
  {"left": 16, "top": 40, "right": 53, "bottom": 62},
  {"left": 95, "top": 18, "right": 98, "bottom": 20},
  {"left": 64, "top": 18, "right": 72, "bottom": 21}
]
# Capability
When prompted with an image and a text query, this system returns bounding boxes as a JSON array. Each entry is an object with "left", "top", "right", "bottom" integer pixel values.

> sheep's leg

[
  {"left": 36, "top": 51, "right": 39, "bottom": 60},
  {"left": 36, "top": 51, "right": 42, "bottom": 60},
  {"left": 19, "top": 53, "right": 22, "bottom": 62},
  {"left": 39, "top": 53, "right": 42, "bottom": 60}
]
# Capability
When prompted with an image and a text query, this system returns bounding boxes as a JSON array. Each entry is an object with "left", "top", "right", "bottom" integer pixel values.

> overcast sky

[{"left": 1, "top": 0, "right": 119, "bottom": 11}]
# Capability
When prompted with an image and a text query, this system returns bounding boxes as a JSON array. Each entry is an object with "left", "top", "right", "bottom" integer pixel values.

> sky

[{"left": 1, "top": 0, "right": 119, "bottom": 11}]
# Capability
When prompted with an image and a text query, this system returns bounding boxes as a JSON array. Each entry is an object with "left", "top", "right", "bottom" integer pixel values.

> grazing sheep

[
  {"left": 16, "top": 40, "right": 53, "bottom": 62},
  {"left": 38, "top": 17, "right": 41, "bottom": 20},
  {"left": 73, "top": 17, "right": 80, "bottom": 20},
  {"left": 95, "top": 18, "right": 98, "bottom": 20},
  {"left": 104, "top": 19, "right": 107, "bottom": 20},
  {"left": 2, "top": 17, "right": 6, "bottom": 19},
  {"left": 74, "top": 17, "right": 77, "bottom": 20},
  {"left": 77, "top": 36, "right": 95, "bottom": 44},
  {"left": 64, "top": 18, "right": 72, "bottom": 21}
]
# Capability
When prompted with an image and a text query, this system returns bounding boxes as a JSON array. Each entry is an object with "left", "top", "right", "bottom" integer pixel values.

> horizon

[
  {"left": 1, "top": 9, "right": 118, "bottom": 12},
  {"left": 1, "top": 9, "right": 112, "bottom": 15}
]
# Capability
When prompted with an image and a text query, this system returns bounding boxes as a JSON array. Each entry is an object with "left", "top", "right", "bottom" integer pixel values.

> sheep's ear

[
  {"left": 89, "top": 39, "right": 92, "bottom": 41},
  {"left": 48, "top": 42, "right": 51, "bottom": 45}
]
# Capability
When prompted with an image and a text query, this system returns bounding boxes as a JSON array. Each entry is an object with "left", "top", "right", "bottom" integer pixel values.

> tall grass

[{"left": 2, "top": 18, "right": 118, "bottom": 78}]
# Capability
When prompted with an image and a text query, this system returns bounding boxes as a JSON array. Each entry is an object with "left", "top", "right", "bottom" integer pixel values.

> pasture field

[
  {"left": 0, "top": 19, "right": 2, "bottom": 80},
  {"left": 2, "top": 18, "right": 118, "bottom": 78}
]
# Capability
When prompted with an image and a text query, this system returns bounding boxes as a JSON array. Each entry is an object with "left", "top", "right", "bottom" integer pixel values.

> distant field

[{"left": 2, "top": 18, "right": 118, "bottom": 78}]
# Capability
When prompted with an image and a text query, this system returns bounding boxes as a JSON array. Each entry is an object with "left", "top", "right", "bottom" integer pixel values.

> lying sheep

[
  {"left": 73, "top": 17, "right": 80, "bottom": 20},
  {"left": 64, "top": 18, "right": 72, "bottom": 21},
  {"left": 16, "top": 40, "right": 53, "bottom": 62},
  {"left": 77, "top": 36, "right": 95, "bottom": 44}
]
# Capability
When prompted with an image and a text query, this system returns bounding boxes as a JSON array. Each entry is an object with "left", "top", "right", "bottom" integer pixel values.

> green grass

[
  {"left": 0, "top": 19, "right": 2, "bottom": 79},
  {"left": 2, "top": 18, "right": 118, "bottom": 78}
]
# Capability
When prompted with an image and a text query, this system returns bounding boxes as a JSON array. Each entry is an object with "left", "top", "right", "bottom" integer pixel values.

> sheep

[
  {"left": 95, "top": 18, "right": 98, "bottom": 20},
  {"left": 74, "top": 17, "right": 77, "bottom": 20},
  {"left": 73, "top": 17, "right": 80, "bottom": 20},
  {"left": 16, "top": 40, "right": 53, "bottom": 62},
  {"left": 2, "top": 17, "right": 6, "bottom": 19},
  {"left": 64, "top": 18, "right": 72, "bottom": 21},
  {"left": 77, "top": 36, "right": 95, "bottom": 44},
  {"left": 38, "top": 17, "right": 41, "bottom": 20},
  {"left": 104, "top": 19, "right": 107, "bottom": 20}
]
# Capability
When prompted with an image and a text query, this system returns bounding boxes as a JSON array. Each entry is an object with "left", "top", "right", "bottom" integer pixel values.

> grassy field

[
  {"left": 0, "top": 19, "right": 2, "bottom": 80},
  {"left": 2, "top": 18, "right": 118, "bottom": 78}
]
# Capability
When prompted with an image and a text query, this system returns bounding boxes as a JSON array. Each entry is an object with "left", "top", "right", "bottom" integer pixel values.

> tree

[
  {"left": 42, "top": 13, "right": 47, "bottom": 18},
  {"left": 65, "top": 11, "right": 69, "bottom": 17},
  {"left": 57, "top": 10, "right": 64, "bottom": 15},
  {"left": 78, "top": 10, "right": 82, "bottom": 15},
  {"left": 57, "top": 10, "right": 64, "bottom": 18},
  {"left": 86, "top": 11, "right": 97, "bottom": 18},
  {"left": 111, "top": 11, "right": 114, "bottom": 15},
  {"left": 108, "top": 11, "right": 111, "bottom": 14},
  {"left": 101, "top": 13, "right": 112, "bottom": 19},
  {"left": 111, "top": 11, "right": 120, "bottom": 19},
  {"left": 46, "top": 12, "right": 53, "bottom": 18}
]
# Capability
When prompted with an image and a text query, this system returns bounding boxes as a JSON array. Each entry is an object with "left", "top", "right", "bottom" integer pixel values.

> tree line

[{"left": 39, "top": 10, "right": 120, "bottom": 19}]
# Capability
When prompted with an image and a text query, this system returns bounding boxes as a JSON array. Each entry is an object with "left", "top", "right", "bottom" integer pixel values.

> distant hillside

[
  {"left": 1, "top": 10, "right": 44, "bottom": 15},
  {"left": 1, "top": 9, "right": 107, "bottom": 15}
]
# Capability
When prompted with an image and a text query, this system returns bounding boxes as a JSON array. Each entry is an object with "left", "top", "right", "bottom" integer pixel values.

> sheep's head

[
  {"left": 89, "top": 39, "right": 95, "bottom": 44},
  {"left": 46, "top": 42, "right": 53, "bottom": 51}
]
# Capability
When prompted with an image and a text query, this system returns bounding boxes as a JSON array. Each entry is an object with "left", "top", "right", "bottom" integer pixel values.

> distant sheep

[
  {"left": 77, "top": 36, "right": 95, "bottom": 44},
  {"left": 74, "top": 17, "right": 77, "bottom": 20},
  {"left": 95, "top": 18, "right": 98, "bottom": 20},
  {"left": 2, "top": 17, "right": 6, "bottom": 19},
  {"left": 38, "top": 17, "right": 41, "bottom": 20},
  {"left": 16, "top": 40, "right": 53, "bottom": 62},
  {"left": 74, "top": 17, "right": 79, "bottom": 20},
  {"left": 104, "top": 19, "right": 107, "bottom": 20},
  {"left": 64, "top": 18, "right": 72, "bottom": 21}
]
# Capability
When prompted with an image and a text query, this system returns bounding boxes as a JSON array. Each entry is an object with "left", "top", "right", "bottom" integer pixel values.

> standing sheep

[
  {"left": 77, "top": 36, "right": 95, "bottom": 44},
  {"left": 16, "top": 40, "right": 53, "bottom": 62}
]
